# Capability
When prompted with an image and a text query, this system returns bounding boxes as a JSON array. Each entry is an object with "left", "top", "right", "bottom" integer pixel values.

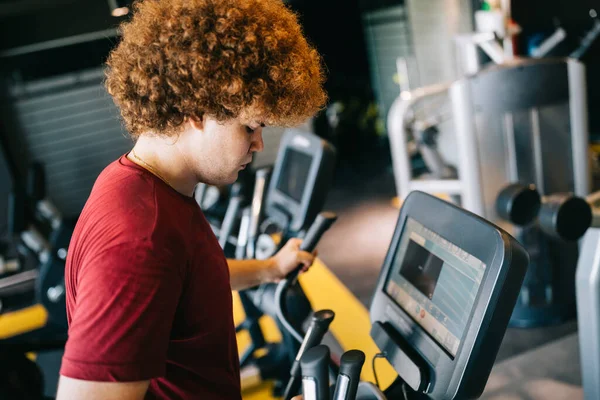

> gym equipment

[
  {"left": 282, "top": 309, "right": 335, "bottom": 400},
  {"left": 239, "top": 210, "right": 338, "bottom": 397},
  {"left": 368, "top": 191, "right": 528, "bottom": 398},
  {"left": 576, "top": 191, "right": 600, "bottom": 399},
  {"left": 331, "top": 350, "right": 365, "bottom": 400},
  {"left": 1, "top": 162, "right": 74, "bottom": 326},
  {"left": 388, "top": 57, "right": 590, "bottom": 327},
  {"left": 0, "top": 160, "right": 75, "bottom": 400},
  {"left": 495, "top": 183, "right": 592, "bottom": 242},
  {"left": 257, "top": 128, "right": 337, "bottom": 258},
  {"left": 470, "top": 187, "right": 600, "bottom": 399},
  {"left": 246, "top": 167, "right": 271, "bottom": 259},
  {"left": 277, "top": 191, "right": 528, "bottom": 400},
  {"left": 195, "top": 168, "right": 256, "bottom": 255},
  {"left": 234, "top": 128, "right": 337, "bottom": 396},
  {"left": 300, "top": 345, "right": 331, "bottom": 400},
  {"left": 275, "top": 212, "right": 339, "bottom": 344}
]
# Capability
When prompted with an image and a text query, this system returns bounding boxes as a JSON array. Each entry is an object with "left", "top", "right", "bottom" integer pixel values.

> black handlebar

[
  {"left": 283, "top": 309, "right": 335, "bottom": 400},
  {"left": 286, "top": 212, "right": 338, "bottom": 283},
  {"left": 301, "top": 345, "right": 331, "bottom": 400},
  {"left": 333, "top": 350, "right": 366, "bottom": 400}
]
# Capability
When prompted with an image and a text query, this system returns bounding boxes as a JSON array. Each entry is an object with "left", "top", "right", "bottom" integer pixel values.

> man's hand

[
  {"left": 291, "top": 396, "right": 303, "bottom": 400},
  {"left": 268, "top": 238, "right": 317, "bottom": 282}
]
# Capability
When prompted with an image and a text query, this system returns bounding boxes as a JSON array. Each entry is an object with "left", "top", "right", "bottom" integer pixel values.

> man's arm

[
  {"left": 228, "top": 238, "right": 316, "bottom": 291},
  {"left": 56, "top": 377, "right": 149, "bottom": 400},
  {"left": 58, "top": 240, "right": 183, "bottom": 399}
]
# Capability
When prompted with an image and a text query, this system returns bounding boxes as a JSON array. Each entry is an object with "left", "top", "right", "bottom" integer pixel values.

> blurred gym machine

[
  {"left": 216, "top": 128, "right": 337, "bottom": 396},
  {"left": 0, "top": 160, "right": 75, "bottom": 400},
  {"left": 0, "top": 161, "right": 73, "bottom": 331},
  {"left": 388, "top": 56, "right": 591, "bottom": 327},
  {"left": 575, "top": 193, "right": 600, "bottom": 399},
  {"left": 279, "top": 191, "right": 530, "bottom": 400}
]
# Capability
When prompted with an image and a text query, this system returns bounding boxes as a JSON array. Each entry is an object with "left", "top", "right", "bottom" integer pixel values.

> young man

[{"left": 56, "top": 0, "right": 327, "bottom": 398}]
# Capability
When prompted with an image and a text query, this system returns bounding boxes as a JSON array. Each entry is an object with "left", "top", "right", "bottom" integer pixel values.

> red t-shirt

[{"left": 60, "top": 155, "right": 241, "bottom": 399}]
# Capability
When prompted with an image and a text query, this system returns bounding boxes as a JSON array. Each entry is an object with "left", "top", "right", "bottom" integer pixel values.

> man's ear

[{"left": 189, "top": 115, "right": 204, "bottom": 132}]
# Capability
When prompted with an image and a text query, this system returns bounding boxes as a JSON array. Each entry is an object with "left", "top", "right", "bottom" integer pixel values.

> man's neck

[{"left": 128, "top": 134, "right": 198, "bottom": 197}]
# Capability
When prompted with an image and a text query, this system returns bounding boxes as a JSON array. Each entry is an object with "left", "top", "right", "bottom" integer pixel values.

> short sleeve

[{"left": 60, "top": 240, "right": 183, "bottom": 382}]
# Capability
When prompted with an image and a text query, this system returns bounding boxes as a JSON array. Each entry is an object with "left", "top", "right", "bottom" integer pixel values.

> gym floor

[{"left": 316, "top": 152, "right": 578, "bottom": 365}]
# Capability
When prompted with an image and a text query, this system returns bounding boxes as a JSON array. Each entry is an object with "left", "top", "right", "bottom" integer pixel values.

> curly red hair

[{"left": 105, "top": 0, "right": 327, "bottom": 137}]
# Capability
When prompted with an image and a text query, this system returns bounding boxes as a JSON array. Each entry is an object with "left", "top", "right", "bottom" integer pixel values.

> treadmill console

[{"left": 369, "top": 191, "right": 529, "bottom": 399}]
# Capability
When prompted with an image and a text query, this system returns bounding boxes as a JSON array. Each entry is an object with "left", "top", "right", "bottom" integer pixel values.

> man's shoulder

[
  {"left": 77, "top": 158, "right": 159, "bottom": 236},
  {"left": 92, "top": 157, "right": 155, "bottom": 201},
  {"left": 78, "top": 156, "right": 203, "bottom": 246}
]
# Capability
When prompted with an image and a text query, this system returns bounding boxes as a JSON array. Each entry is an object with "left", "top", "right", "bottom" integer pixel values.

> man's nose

[{"left": 251, "top": 130, "right": 264, "bottom": 153}]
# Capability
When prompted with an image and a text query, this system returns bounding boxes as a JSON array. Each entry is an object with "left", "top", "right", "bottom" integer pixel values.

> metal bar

[
  {"left": 450, "top": 80, "right": 485, "bottom": 216},
  {"left": 0, "top": 269, "right": 38, "bottom": 293},
  {"left": 387, "top": 82, "right": 452, "bottom": 199},
  {"left": 236, "top": 208, "right": 251, "bottom": 260},
  {"left": 568, "top": 59, "right": 591, "bottom": 197},
  {"left": 530, "top": 108, "right": 545, "bottom": 194},
  {"left": 219, "top": 196, "right": 242, "bottom": 249},
  {"left": 576, "top": 228, "right": 600, "bottom": 399},
  {"left": 410, "top": 179, "right": 462, "bottom": 195},
  {"left": 246, "top": 168, "right": 270, "bottom": 259},
  {"left": 503, "top": 113, "right": 518, "bottom": 182}
]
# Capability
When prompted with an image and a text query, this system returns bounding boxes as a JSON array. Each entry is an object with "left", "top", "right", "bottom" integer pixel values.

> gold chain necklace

[{"left": 129, "top": 149, "right": 174, "bottom": 189}]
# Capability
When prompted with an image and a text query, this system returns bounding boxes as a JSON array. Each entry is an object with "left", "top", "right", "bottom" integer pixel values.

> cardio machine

[
  {"left": 277, "top": 191, "right": 529, "bottom": 399},
  {"left": 231, "top": 128, "right": 337, "bottom": 395}
]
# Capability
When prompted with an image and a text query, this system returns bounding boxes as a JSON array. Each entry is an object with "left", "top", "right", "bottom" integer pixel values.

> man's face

[{"left": 176, "top": 115, "right": 265, "bottom": 186}]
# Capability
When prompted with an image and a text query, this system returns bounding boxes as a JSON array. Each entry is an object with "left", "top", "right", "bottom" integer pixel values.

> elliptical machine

[
  {"left": 0, "top": 162, "right": 77, "bottom": 400},
  {"left": 228, "top": 128, "right": 337, "bottom": 395},
  {"left": 1, "top": 162, "right": 75, "bottom": 331},
  {"left": 276, "top": 191, "right": 531, "bottom": 400}
]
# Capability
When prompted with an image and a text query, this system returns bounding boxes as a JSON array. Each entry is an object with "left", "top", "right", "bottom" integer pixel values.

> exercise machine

[
  {"left": 278, "top": 191, "right": 529, "bottom": 399},
  {"left": 235, "top": 128, "right": 337, "bottom": 395},
  {"left": 0, "top": 162, "right": 75, "bottom": 400},
  {"left": 388, "top": 57, "right": 590, "bottom": 327},
  {"left": 255, "top": 128, "right": 336, "bottom": 258},
  {"left": 0, "top": 162, "right": 74, "bottom": 329},
  {"left": 576, "top": 191, "right": 600, "bottom": 399}
]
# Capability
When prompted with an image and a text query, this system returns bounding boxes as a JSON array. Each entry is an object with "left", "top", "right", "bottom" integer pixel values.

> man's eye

[{"left": 245, "top": 126, "right": 255, "bottom": 134}]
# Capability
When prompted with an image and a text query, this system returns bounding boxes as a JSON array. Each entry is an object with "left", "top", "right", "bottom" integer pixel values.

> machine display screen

[
  {"left": 276, "top": 148, "right": 313, "bottom": 203},
  {"left": 385, "top": 218, "right": 486, "bottom": 357}
]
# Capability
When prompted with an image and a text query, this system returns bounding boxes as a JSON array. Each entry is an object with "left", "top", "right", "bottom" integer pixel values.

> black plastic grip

[
  {"left": 298, "top": 310, "right": 335, "bottom": 362},
  {"left": 301, "top": 345, "right": 331, "bottom": 400},
  {"left": 538, "top": 193, "right": 592, "bottom": 241},
  {"left": 334, "top": 350, "right": 366, "bottom": 400},
  {"left": 285, "top": 309, "right": 335, "bottom": 400},
  {"left": 284, "top": 212, "right": 337, "bottom": 282},
  {"left": 299, "top": 212, "right": 338, "bottom": 253},
  {"left": 495, "top": 183, "right": 541, "bottom": 226}
]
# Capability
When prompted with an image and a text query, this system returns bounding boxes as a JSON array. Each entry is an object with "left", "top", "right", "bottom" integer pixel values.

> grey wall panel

[
  {"left": 363, "top": 5, "right": 414, "bottom": 132},
  {"left": 7, "top": 68, "right": 131, "bottom": 218}
]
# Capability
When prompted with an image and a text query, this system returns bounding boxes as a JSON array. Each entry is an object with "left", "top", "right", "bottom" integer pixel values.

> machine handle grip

[
  {"left": 301, "top": 345, "right": 331, "bottom": 400},
  {"left": 299, "top": 211, "right": 337, "bottom": 253},
  {"left": 333, "top": 350, "right": 365, "bottom": 400},
  {"left": 284, "top": 211, "right": 337, "bottom": 283},
  {"left": 495, "top": 183, "right": 541, "bottom": 226},
  {"left": 285, "top": 310, "right": 335, "bottom": 400},
  {"left": 538, "top": 193, "right": 592, "bottom": 241}
]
